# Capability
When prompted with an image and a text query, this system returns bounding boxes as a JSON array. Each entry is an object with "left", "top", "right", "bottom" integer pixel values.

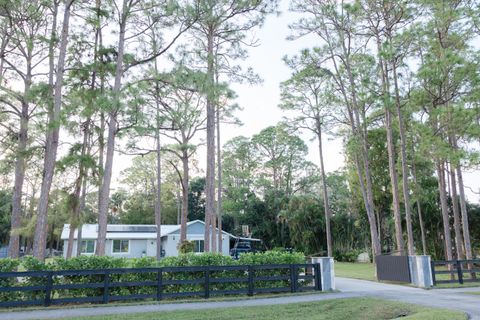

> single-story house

[{"left": 60, "top": 220, "right": 233, "bottom": 258}]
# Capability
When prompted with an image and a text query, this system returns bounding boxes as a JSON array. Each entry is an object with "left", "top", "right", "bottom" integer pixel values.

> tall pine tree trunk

[
  {"left": 66, "top": 223, "right": 76, "bottom": 258},
  {"left": 337, "top": 67, "right": 381, "bottom": 259},
  {"left": 97, "top": 110, "right": 105, "bottom": 207},
  {"left": 66, "top": 120, "right": 90, "bottom": 258},
  {"left": 76, "top": 176, "right": 87, "bottom": 257},
  {"left": 449, "top": 161, "right": 464, "bottom": 260},
  {"left": 385, "top": 107, "right": 405, "bottom": 255},
  {"left": 411, "top": 156, "right": 427, "bottom": 255},
  {"left": 97, "top": 0, "right": 127, "bottom": 255},
  {"left": 356, "top": 108, "right": 381, "bottom": 258},
  {"left": 216, "top": 104, "right": 222, "bottom": 253},
  {"left": 456, "top": 164, "right": 474, "bottom": 276},
  {"left": 176, "top": 187, "right": 181, "bottom": 225},
  {"left": 180, "top": 153, "right": 189, "bottom": 243},
  {"left": 95, "top": 0, "right": 105, "bottom": 218},
  {"left": 316, "top": 121, "right": 332, "bottom": 257},
  {"left": 393, "top": 65, "right": 415, "bottom": 256},
  {"left": 204, "top": 27, "right": 215, "bottom": 252},
  {"left": 437, "top": 161, "right": 453, "bottom": 262},
  {"left": 323, "top": 21, "right": 381, "bottom": 261},
  {"left": 154, "top": 88, "right": 162, "bottom": 260},
  {"left": 377, "top": 44, "right": 404, "bottom": 255},
  {"left": 33, "top": 0, "right": 74, "bottom": 260},
  {"left": 8, "top": 82, "right": 30, "bottom": 257}
]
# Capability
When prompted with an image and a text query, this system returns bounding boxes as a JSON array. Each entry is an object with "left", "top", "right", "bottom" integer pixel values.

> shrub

[
  {"left": 49, "top": 256, "right": 128, "bottom": 299},
  {"left": 158, "top": 253, "right": 237, "bottom": 294},
  {"left": 51, "top": 255, "right": 127, "bottom": 270},
  {"left": 22, "top": 256, "right": 51, "bottom": 301},
  {"left": 237, "top": 251, "right": 306, "bottom": 290},
  {"left": 0, "top": 258, "right": 21, "bottom": 302},
  {"left": 333, "top": 249, "right": 361, "bottom": 262},
  {"left": 0, "top": 251, "right": 309, "bottom": 304},
  {"left": 0, "top": 258, "right": 20, "bottom": 272},
  {"left": 237, "top": 251, "right": 304, "bottom": 265},
  {"left": 177, "top": 240, "right": 195, "bottom": 254}
]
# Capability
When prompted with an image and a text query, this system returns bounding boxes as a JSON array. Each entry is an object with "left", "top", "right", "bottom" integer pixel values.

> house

[{"left": 60, "top": 220, "right": 233, "bottom": 258}]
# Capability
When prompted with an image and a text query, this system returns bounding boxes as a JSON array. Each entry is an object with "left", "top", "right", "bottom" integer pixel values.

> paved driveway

[
  {"left": 336, "top": 277, "right": 480, "bottom": 319},
  {"left": 0, "top": 277, "right": 478, "bottom": 320}
]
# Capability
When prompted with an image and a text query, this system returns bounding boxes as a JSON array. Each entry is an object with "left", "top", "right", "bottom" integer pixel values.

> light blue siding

[{"left": 171, "top": 221, "right": 204, "bottom": 235}]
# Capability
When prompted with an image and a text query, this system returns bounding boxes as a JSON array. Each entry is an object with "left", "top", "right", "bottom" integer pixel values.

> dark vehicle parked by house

[{"left": 230, "top": 237, "right": 264, "bottom": 258}]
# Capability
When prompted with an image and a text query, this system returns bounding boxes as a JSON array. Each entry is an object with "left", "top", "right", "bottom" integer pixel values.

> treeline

[
  {"left": 0, "top": 0, "right": 277, "bottom": 260},
  {"left": 279, "top": 0, "right": 480, "bottom": 260},
  {"left": 0, "top": 0, "right": 479, "bottom": 263}
]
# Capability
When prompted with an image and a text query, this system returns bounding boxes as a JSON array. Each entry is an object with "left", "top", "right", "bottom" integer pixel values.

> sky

[{"left": 112, "top": 0, "right": 480, "bottom": 203}]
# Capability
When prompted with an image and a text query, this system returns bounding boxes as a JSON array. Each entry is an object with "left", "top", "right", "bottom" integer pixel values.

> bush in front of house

[
  {"left": 51, "top": 255, "right": 129, "bottom": 299},
  {"left": 0, "top": 251, "right": 306, "bottom": 304},
  {"left": 177, "top": 240, "right": 195, "bottom": 254},
  {"left": 0, "top": 258, "right": 21, "bottom": 302},
  {"left": 237, "top": 251, "right": 305, "bottom": 290},
  {"left": 237, "top": 250, "right": 304, "bottom": 265},
  {"left": 158, "top": 253, "right": 239, "bottom": 294}
]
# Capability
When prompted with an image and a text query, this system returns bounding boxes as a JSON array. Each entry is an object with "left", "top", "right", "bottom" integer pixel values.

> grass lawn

[
  {"left": 435, "top": 282, "right": 480, "bottom": 289},
  {"left": 335, "top": 262, "right": 376, "bottom": 281},
  {"left": 461, "top": 291, "right": 480, "bottom": 295},
  {"left": 61, "top": 297, "right": 466, "bottom": 320},
  {"left": 0, "top": 292, "right": 319, "bottom": 313}
]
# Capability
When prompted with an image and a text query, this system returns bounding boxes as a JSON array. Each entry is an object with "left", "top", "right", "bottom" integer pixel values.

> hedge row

[{"left": 0, "top": 251, "right": 306, "bottom": 303}]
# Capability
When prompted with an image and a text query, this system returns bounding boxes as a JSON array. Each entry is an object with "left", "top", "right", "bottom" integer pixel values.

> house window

[
  {"left": 194, "top": 240, "right": 204, "bottom": 253},
  {"left": 80, "top": 240, "right": 95, "bottom": 254},
  {"left": 112, "top": 240, "right": 129, "bottom": 253}
]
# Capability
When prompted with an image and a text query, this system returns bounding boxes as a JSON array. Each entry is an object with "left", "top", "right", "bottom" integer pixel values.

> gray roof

[{"left": 60, "top": 220, "right": 233, "bottom": 240}]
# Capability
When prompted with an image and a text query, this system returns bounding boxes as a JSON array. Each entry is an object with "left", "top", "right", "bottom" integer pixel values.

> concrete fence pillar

[
  {"left": 311, "top": 257, "right": 335, "bottom": 291},
  {"left": 408, "top": 255, "right": 433, "bottom": 288}
]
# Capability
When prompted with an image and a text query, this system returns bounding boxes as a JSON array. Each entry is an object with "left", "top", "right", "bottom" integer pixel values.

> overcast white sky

[{"left": 113, "top": 0, "right": 479, "bottom": 203}]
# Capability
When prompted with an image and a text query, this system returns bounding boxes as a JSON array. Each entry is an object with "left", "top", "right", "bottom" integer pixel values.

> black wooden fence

[
  {"left": 0, "top": 263, "right": 321, "bottom": 308},
  {"left": 431, "top": 259, "right": 480, "bottom": 285}
]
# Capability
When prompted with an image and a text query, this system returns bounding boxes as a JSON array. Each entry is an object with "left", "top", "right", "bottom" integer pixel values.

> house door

[{"left": 146, "top": 240, "right": 156, "bottom": 257}]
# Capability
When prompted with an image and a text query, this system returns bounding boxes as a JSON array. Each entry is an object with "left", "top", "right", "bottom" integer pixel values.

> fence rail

[
  {"left": 0, "top": 263, "right": 321, "bottom": 308},
  {"left": 431, "top": 259, "right": 480, "bottom": 285}
]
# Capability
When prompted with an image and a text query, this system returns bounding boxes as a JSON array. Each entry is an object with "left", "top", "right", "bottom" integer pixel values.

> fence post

[
  {"left": 156, "top": 268, "right": 163, "bottom": 301},
  {"left": 247, "top": 265, "right": 254, "bottom": 296},
  {"left": 430, "top": 260, "right": 436, "bottom": 286},
  {"left": 290, "top": 264, "right": 297, "bottom": 293},
  {"left": 290, "top": 264, "right": 294, "bottom": 293},
  {"left": 408, "top": 256, "right": 434, "bottom": 288},
  {"left": 314, "top": 263, "right": 322, "bottom": 291},
  {"left": 456, "top": 260, "right": 464, "bottom": 285},
  {"left": 311, "top": 257, "right": 335, "bottom": 291},
  {"left": 103, "top": 270, "right": 110, "bottom": 304},
  {"left": 204, "top": 266, "right": 210, "bottom": 299},
  {"left": 44, "top": 271, "right": 53, "bottom": 307}
]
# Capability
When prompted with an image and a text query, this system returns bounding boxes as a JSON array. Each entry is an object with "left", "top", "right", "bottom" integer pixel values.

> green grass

[
  {"left": 461, "top": 291, "right": 480, "bottom": 295},
  {"left": 0, "top": 292, "right": 321, "bottom": 313},
  {"left": 60, "top": 297, "right": 467, "bottom": 320},
  {"left": 435, "top": 282, "right": 480, "bottom": 289},
  {"left": 335, "top": 262, "right": 376, "bottom": 281}
]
